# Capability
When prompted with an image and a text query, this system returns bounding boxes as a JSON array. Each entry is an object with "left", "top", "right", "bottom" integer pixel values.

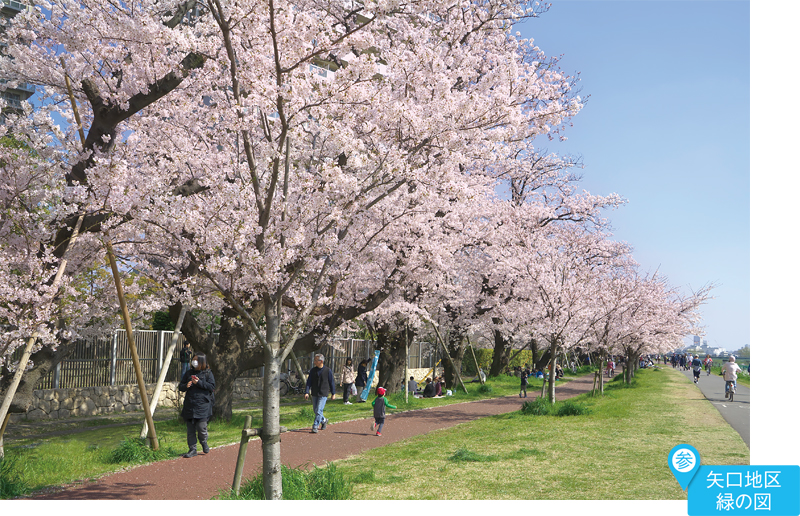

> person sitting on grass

[
  {"left": 406, "top": 376, "right": 419, "bottom": 394},
  {"left": 422, "top": 378, "right": 436, "bottom": 398}
]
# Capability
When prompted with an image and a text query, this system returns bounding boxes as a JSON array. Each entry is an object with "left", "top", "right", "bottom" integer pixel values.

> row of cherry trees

[{"left": 0, "top": 0, "right": 710, "bottom": 497}]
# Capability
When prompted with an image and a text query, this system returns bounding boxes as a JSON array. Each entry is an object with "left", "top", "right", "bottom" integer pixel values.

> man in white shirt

[{"left": 721, "top": 355, "right": 742, "bottom": 397}]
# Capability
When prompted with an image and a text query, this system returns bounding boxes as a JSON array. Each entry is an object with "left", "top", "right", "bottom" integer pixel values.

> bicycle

[
  {"left": 705, "top": 363, "right": 712, "bottom": 376},
  {"left": 280, "top": 369, "right": 305, "bottom": 396},
  {"left": 725, "top": 380, "right": 736, "bottom": 402}
]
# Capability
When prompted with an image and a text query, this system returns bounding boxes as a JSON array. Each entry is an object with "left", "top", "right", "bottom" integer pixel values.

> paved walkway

[
  {"left": 677, "top": 366, "right": 750, "bottom": 447},
  {"left": 28, "top": 374, "right": 598, "bottom": 500}
]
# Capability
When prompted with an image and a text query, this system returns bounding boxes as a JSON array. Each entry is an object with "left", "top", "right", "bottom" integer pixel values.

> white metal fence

[{"left": 20, "top": 330, "right": 436, "bottom": 389}]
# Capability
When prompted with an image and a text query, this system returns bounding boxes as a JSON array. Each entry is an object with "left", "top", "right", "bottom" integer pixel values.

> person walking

[
  {"left": 341, "top": 357, "right": 356, "bottom": 405},
  {"left": 691, "top": 355, "right": 703, "bottom": 384},
  {"left": 179, "top": 341, "right": 193, "bottom": 381},
  {"left": 703, "top": 355, "right": 713, "bottom": 376},
  {"left": 355, "top": 359, "right": 369, "bottom": 402},
  {"left": 519, "top": 368, "right": 529, "bottom": 398},
  {"left": 304, "top": 353, "right": 336, "bottom": 433},
  {"left": 371, "top": 387, "right": 396, "bottom": 436},
  {"left": 606, "top": 357, "right": 615, "bottom": 378},
  {"left": 178, "top": 352, "right": 215, "bottom": 458}
]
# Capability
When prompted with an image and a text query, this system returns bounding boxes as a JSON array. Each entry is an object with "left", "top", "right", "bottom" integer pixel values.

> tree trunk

[
  {"left": 0, "top": 340, "right": 78, "bottom": 415},
  {"left": 442, "top": 331, "right": 467, "bottom": 391},
  {"left": 375, "top": 326, "right": 411, "bottom": 394},
  {"left": 488, "top": 328, "right": 511, "bottom": 377},
  {"left": 535, "top": 340, "right": 553, "bottom": 372},
  {"left": 624, "top": 350, "right": 637, "bottom": 385},
  {"left": 547, "top": 337, "right": 558, "bottom": 404},
  {"left": 599, "top": 359, "right": 605, "bottom": 395},
  {"left": 261, "top": 307, "right": 283, "bottom": 499}
]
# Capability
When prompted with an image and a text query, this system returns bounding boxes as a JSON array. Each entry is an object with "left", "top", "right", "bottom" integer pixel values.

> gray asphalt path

[{"left": 678, "top": 366, "right": 750, "bottom": 448}]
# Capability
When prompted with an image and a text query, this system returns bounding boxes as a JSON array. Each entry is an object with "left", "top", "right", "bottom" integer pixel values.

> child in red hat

[{"left": 370, "top": 387, "right": 396, "bottom": 436}]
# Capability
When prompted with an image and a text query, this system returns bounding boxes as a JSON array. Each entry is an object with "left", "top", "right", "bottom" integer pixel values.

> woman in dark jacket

[
  {"left": 178, "top": 352, "right": 215, "bottom": 458},
  {"left": 422, "top": 378, "right": 436, "bottom": 398},
  {"left": 355, "top": 359, "right": 368, "bottom": 402}
]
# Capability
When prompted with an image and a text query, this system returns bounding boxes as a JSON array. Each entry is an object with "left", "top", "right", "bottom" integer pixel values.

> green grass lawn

[
  {"left": 1, "top": 371, "right": 559, "bottom": 497},
  {"left": 331, "top": 367, "right": 749, "bottom": 500}
]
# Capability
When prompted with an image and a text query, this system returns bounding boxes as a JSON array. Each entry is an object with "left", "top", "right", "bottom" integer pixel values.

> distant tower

[
  {"left": 1, "top": 0, "right": 35, "bottom": 115},
  {"left": 693, "top": 336, "right": 701, "bottom": 348}
]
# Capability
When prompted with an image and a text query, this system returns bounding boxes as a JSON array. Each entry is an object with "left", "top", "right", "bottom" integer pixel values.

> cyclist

[
  {"left": 721, "top": 355, "right": 741, "bottom": 399},
  {"left": 691, "top": 354, "right": 703, "bottom": 384},
  {"left": 703, "top": 355, "right": 713, "bottom": 376}
]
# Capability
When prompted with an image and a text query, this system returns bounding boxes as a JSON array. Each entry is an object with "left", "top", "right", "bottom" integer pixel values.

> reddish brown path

[{"left": 31, "top": 374, "right": 596, "bottom": 500}]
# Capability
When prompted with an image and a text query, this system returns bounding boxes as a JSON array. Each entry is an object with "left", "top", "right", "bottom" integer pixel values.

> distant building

[
  {"left": 683, "top": 337, "right": 727, "bottom": 356},
  {"left": 1, "top": 0, "right": 35, "bottom": 115}
]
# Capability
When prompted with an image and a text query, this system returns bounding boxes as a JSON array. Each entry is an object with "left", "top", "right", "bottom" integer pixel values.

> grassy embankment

[
  {"left": 224, "top": 366, "right": 748, "bottom": 500},
  {"left": 330, "top": 366, "right": 749, "bottom": 500}
]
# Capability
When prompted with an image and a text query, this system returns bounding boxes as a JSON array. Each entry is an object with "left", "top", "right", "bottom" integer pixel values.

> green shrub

[
  {"left": 477, "top": 384, "right": 493, "bottom": 394},
  {"left": 222, "top": 463, "right": 352, "bottom": 500},
  {"left": 520, "top": 397, "right": 551, "bottom": 416},
  {"left": 555, "top": 400, "right": 589, "bottom": 417},
  {"left": 0, "top": 455, "right": 30, "bottom": 499},
  {"left": 107, "top": 437, "right": 180, "bottom": 464},
  {"left": 520, "top": 398, "right": 588, "bottom": 417},
  {"left": 151, "top": 311, "right": 175, "bottom": 331}
]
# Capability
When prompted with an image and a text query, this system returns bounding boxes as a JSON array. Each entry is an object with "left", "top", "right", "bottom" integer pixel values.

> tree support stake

[
  {"left": 231, "top": 419, "right": 287, "bottom": 495},
  {"left": 106, "top": 241, "right": 159, "bottom": 450}
]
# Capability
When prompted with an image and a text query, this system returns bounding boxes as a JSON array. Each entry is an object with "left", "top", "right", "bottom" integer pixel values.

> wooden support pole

[
  {"left": 232, "top": 415, "right": 253, "bottom": 495},
  {"left": 232, "top": 421, "right": 289, "bottom": 495},
  {"left": 290, "top": 350, "right": 307, "bottom": 384},
  {"left": 61, "top": 56, "right": 86, "bottom": 146},
  {"left": 106, "top": 241, "right": 159, "bottom": 450},
  {"left": 467, "top": 338, "right": 485, "bottom": 385},
  {"left": 0, "top": 413, "right": 10, "bottom": 459},
  {"left": 140, "top": 307, "right": 187, "bottom": 438},
  {"left": 430, "top": 324, "right": 468, "bottom": 395}
]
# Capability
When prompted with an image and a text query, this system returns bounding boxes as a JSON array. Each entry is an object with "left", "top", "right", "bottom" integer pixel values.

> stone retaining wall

[
  {"left": 11, "top": 367, "right": 444, "bottom": 423},
  {"left": 10, "top": 378, "right": 260, "bottom": 424}
]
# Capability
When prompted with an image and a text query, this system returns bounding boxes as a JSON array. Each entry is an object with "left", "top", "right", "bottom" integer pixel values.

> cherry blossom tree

[
  {"left": 605, "top": 272, "right": 713, "bottom": 384},
  {"left": 2, "top": 0, "right": 590, "bottom": 497},
  {"left": 0, "top": 0, "right": 716, "bottom": 496},
  {"left": 0, "top": 111, "right": 132, "bottom": 452}
]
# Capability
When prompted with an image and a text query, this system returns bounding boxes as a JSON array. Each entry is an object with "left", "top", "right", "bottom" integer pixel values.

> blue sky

[{"left": 514, "top": 1, "right": 749, "bottom": 353}]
